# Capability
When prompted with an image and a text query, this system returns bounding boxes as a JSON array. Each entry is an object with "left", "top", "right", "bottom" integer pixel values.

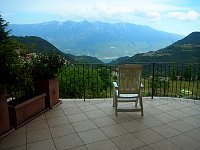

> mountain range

[
  {"left": 9, "top": 20, "right": 183, "bottom": 62},
  {"left": 110, "top": 32, "right": 200, "bottom": 64}
]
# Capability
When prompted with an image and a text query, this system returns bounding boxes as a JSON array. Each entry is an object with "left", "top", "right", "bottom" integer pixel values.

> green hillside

[
  {"left": 119, "top": 32, "right": 200, "bottom": 64},
  {"left": 74, "top": 56, "right": 104, "bottom": 64},
  {"left": 10, "top": 36, "right": 103, "bottom": 64}
]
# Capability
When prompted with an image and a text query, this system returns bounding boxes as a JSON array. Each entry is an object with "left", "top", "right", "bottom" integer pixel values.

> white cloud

[
  {"left": 167, "top": 10, "right": 200, "bottom": 21},
  {"left": 145, "top": 11, "right": 162, "bottom": 20},
  {"left": 0, "top": 0, "right": 191, "bottom": 22}
]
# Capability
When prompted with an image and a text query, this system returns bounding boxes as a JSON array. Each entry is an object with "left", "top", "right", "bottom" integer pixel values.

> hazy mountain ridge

[
  {"left": 111, "top": 32, "right": 200, "bottom": 64},
  {"left": 9, "top": 20, "right": 183, "bottom": 61}
]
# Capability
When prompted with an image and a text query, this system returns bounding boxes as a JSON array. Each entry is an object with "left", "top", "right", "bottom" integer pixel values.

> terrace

[
  {"left": 1, "top": 97, "right": 200, "bottom": 150},
  {"left": 0, "top": 63, "right": 200, "bottom": 150}
]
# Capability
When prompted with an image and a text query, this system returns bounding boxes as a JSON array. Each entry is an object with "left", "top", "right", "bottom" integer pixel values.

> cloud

[
  {"left": 145, "top": 11, "right": 162, "bottom": 20},
  {"left": 1, "top": 0, "right": 191, "bottom": 23},
  {"left": 167, "top": 10, "right": 200, "bottom": 21}
]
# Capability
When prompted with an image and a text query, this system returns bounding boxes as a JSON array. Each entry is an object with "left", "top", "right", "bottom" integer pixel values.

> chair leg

[
  {"left": 115, "top": 98, "right": 118, "bottom": 116},
  {"left": 113, "top": 96, "right": 115, "bottom": 107},
  {"left": 139, "top": 97, "right": 144, "bottom": 116},
  {"left": 135, "top": 98, "right": 138, "bottom": 107}
]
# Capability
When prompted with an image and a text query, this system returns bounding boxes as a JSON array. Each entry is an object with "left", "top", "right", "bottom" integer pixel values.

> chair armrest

[
  {"left": 141, "top": 83, "right": 144, "bottom": 90},
  {"left": 113, "top": 82, "right": 118, "bottom": 89}
]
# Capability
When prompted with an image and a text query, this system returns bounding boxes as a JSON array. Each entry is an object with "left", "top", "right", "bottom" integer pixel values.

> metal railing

[{"left": 59, "top": 63, "right": 200, "bottom": 100}]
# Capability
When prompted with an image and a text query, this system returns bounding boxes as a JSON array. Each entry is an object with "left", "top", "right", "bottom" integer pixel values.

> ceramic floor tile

[
  {"left": 62, "top": 107, "right": 82, "bottom": 115},
  {"left": 193, "top": 113, "right": 200, "bottom": 120},
  {"left": 67, "top": 113, "right": 89, "bottom": 123},
  {"left": 111, "top": 133, "right": 145, "bottom": 150},
  {"left": 155, "top": 104, "right": 175, "bottom": 112},
  {"left": 189, "top": 104, "right": 200, "bottom": 112},
  {"left": 95, "top": 102, "right": 112, "bottom": 109},
  {"left": 182, "top": 117, "right": 200, "bottom": 128},
  {"left": 79, "top": 105, "right": 99, "bottom": 112},
  {"left": 133, "top": 128, "right": 164, "bottom": 144},
  {"left": 86, "top": 139, "right": 119, "bottom": 150},
  {"left": 100, "top": 107, "right": 115, "bottom": 116},
  {"left": 167, "top": 120, "right": 196, "bottom": 132},
  {"left": 185, "top": 128, "right": 200, "bottom": 142},
  {"left": 60, "top": 103, "right": 77, "bottom": 109},
  {"left": 100, "top": 124, "right": 128, "bottom": 138},
  {"left": 167, "top": 109, "right": 191, "bottom": 119},
  {"left": 179, "top": 107, "right": 200, "bottom": 116},
  {"left": 134, "top": 146, "right": 152, "bottom": 150},
  {"left": 12, "top": 126, "right": 26, "bottom": 135},
  {"left": 167, "top": 102, "right": 186, "bottom": 109},
  {"left": 45, "top": 109, "right": 65, "bottom": 119},
  {"left": 120, "top": 120, "right": 147, "bottom": 132},
  {"left": 27, "top": 139, "right": 56, "bottom": 150},
  {"left": 126, "top": 112, "right": 145, "bottom": 119},
  {"left": 50, "top": 124, "right": 76, "bottom": 138},
  {"left": 137, "top": 116, "right": 163, "bottom": 127},
  {"left": 53, "top": 133, "right": 84, "bottom": 150},
  {"left": 75, "top": 101, "right": 93, "bottom": 107},
  {"left": 27, "top": 128, "right": 52, "bottom": 143},
  {"left": 0, "top": 133, "right": 26, "bottom": 150},
  {"left": 47, "top": 116, "right": 69, "bottom": 127},
  {"left": 31, "top": 113, "right": 46, "bottom": 121},
  {"left": 142, "top": 102, "right": 152, "bottom": 108},
  {"left": 154, "top": 113, "right": 178, "bottom": 123},
  {"left": 144, "top": 107, "right": 164, "bottom": 116},
  {"left": 3, "top": 145, "right": 26, "bottom": 150},
  {"left": 72, "top": 119, "right": 97, "bottom": 132},
  {"left": 149, "top": 139, "right": 181, "bottom": 150},
  {"left": 78, "top": 128, "right": 108, "bottom": 144},
  {"left": 110, "top": 113, "right": 133, "bottom": 123},
  {"left": 92, "top": 116, "right": 117, "bottom": 127},
  {"left": 169, "top": 134, "right": 200, "bottom": 150},
  {"left": 69, "top": 146, "right": 87, "bottom": 150},
  {"left": 180, "top": 101, "right": 196, "bottom": 107},
  {"left": 26, "top": 120, "right": 48, "bottom": 132},
  {"left": 85, "top": 110, "right": 107, "bottom": 119},
  {"left": 152, "top": 124, "right": 181, "bottom": 138}
]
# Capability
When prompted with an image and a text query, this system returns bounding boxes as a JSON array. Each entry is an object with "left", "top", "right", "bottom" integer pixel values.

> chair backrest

[{"left": 118, "top": 64, "right": 142, "bottom": 95}]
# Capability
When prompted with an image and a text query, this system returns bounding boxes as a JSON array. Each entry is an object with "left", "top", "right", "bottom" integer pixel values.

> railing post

[
  {"left": 83, "top": 64, "right": 85, "bottom": 101},
  {"left": 152, "top": 63, "right": 155, "bottom": 99}
]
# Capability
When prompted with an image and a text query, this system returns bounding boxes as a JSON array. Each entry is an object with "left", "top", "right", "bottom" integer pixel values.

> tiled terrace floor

[{"left": 1, "top": 97, "right": 200, "bottom": 150}]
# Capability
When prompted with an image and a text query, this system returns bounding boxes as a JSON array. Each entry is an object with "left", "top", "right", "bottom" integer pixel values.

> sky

[{"left": 0, "top": 0, "right": 199, "bottom": 35}]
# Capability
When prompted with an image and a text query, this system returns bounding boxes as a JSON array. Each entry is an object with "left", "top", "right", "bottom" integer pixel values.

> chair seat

[
  {"left": 118, "top": 93, "right": 139, "bottom": 98},
  {"left": 116, "top": 90, "right": 139, "bottom": 98}
]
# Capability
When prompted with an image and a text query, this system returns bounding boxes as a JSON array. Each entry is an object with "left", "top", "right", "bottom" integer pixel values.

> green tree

[
  {"left": 0, "top": 15, "right": 32, "bottom": 96},
  {"left": 183, "top": 64, "right": 192, "bottom": 81},
  {"left": 59, "top": 65, "right": 103, "bottom": 98},
  {"left": 98, "top": 67, "right": 111, "bottom": 91},
  {"left": 0, "top": 15, "right": 18, "bottom": 93},
  {"left": 0, "top": 15, "right": 9, "bottom": 43},
  {"left": 149, "top": 75, "right": 170, "bottom": 96}
]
